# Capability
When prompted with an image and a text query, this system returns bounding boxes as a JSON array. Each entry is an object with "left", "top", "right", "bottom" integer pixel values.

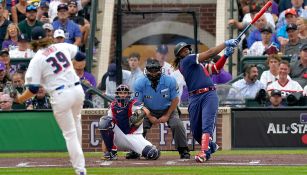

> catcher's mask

[
  {"left": 174, "top": 42, "right": 192, "bottom": 59},
  {"left": 115, "top": 84, "right": 132, "bottom": 108},
  {"left": 145, "top": 58, "right": 162, "bottom": 90}
]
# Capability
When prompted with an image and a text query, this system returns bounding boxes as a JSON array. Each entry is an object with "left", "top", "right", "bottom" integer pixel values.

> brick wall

[
  {"left": 109, "top": 3, "right": 217, "bottom": 61},
  {"left": 81, "top": 109, "right": 223, "bottom": 152}
]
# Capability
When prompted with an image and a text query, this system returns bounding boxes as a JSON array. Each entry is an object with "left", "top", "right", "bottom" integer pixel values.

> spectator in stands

[
  {"left": 53, "top": 29, "right": 65, "bottom": 43},
  {"left": 105, "top": 63, "right": 131, "bottom": 98},
  {"left": 42, "top": 23, "right": 54, "bottom": 39},
  {"left": 2, "top": 23, "right": 20, "bottom": 51},
  {"left": 11, "top": 0, "right": 27, "bottom": 24},
  {"left": 228, "top": 3, "right": 276, "bottom": 35},
  {"left": 277, "top": 0, "right": 307, "bottom": 29},
  {"left": 68, "top": 0, "right": 90, "bottom": 50},
  {"left": 37, "top": 1, "right": 50, "bottom": 24},
  {"left": 155, "top": 44, "right": 173, "bottom": 75},
  {"left": 73, "top": 59, "right": 96, "bottom": 89},
  {"left": 248, "top": 25, "right": 279, "bottom": 56},
  {"left": 296, "top": 17, "right": 307, "bottom": 39},
  {"left": 290, "top": 43, "right": 307, "bottom": 88},
  {"left": 267, "top": 60, "right": 303, "bottom": 98},
  {"left": 0, "top": 50, "right": 15, "bottom": 78},
  {"left": 268, "top": 89, "right": 285, "bottom": 108},
  {"left": 209, "top": 55, "right": 232, "bottom": 84},
  {"left": 0, "top": 61, "right": 11, "bottom": 92},
  {"left": 49, "top": 0, "right": 70, "bottom": 22},
  {"left": 18, "top": 5, "right": 43, "bottom": 39},
  {"left": 246, "top": 14, "right": 279, "bottom": 49},
  {"left": 52, "top": 3, "right": 82, "bottom": 46},
  {"left": 0, "top": 4, "right": 11, "bottom": 50},
  {"left": 276, "top": 9, "right": 298, "bottom": 49},
  {"left": 26, "top": 86, "right": 51, "bottom": 110},
  {"left": 260, "top": 54, "right": 282, "bottom": 88},
  {"left": 127, "top": 52, "right": 143, "bottom": 92},
  {"left": 0, "top": 93, "right": 13, "bottom": 110},
  {"left": 283, "top": 23, "right": 307, "bottom": 61},
  {"left": 9, "top": 33, "right": 34, "bottom": 58},
  {"left": 232, "top": 64, "right": 265, "bottom": 99}
]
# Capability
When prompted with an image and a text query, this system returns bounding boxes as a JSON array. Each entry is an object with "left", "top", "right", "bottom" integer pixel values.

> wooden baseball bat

[{"left": 236, "top": 1, "right": 272, "bottom": 40}]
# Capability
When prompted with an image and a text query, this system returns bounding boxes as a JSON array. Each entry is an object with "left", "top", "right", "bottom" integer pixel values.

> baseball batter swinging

[
  {"left": 14, "top": 26, "right": 87, "bottom": 175},
  {"left": 173, "top": 39, "right": 239, "bottom": 162}
]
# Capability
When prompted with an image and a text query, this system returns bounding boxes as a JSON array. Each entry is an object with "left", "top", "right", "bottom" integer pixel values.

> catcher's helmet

[
  {"left": 115, "top": 84, "right": 132, "bottom": 108},
  {"left": 174, "top": 42, "right": 191, "bottom": 57}
]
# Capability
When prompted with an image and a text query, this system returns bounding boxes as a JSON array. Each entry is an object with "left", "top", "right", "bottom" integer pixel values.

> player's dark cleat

[
  {"left": 101, "top": 151, "right": 117, "bottom": 160},
  {"left": 125, "top": 151, "right": 141, "bottom": 159},
  {"left": 179, "top": 150, "right": 191, "bottom": 159}
]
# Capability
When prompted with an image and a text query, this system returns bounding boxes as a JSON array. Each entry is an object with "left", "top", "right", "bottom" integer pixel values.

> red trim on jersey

[
  {"left": 277, "top": 79, "right": 289, "bottom": 87},
  {"left": 201, "top": 64, "right": 210, "bottom": 76}
]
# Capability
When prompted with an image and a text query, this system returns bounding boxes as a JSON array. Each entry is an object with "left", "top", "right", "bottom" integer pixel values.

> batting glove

[
  {"left": 224, "top": 39, "right": 240, "bottom": 47},
  {"left": 224, "top": 47, "right": 235, "bottom": 57}
]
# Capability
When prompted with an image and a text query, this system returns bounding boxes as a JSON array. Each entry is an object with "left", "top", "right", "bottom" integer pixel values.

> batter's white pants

[
  {"left": 113, "top": 124, "right": 152, "bottom": 154},
  {"left": 50, "top": 85, "right": 86, "bottom": 174}
]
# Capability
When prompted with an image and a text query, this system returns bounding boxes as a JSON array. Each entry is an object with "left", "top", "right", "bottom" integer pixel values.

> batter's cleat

[
  {"left": 194, "top": 152, "right": 206, "bottom": 163},
  {"left": 101, "top": 151, "right": 117, "bottom": 160},
  {"left": 125, "top": 151, "right": 141, "bottom": 159},
  {"left": 179, "top": 150, "right": 191, "bottom": 159}
]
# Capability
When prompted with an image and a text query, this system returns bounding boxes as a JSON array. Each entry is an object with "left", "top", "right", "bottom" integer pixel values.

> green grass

[
  {"left": 0, "top": 166, "right": 306, "bottom": 175},
  {"left": 0, "top": 150, "right": 307, "bottom": 175}
]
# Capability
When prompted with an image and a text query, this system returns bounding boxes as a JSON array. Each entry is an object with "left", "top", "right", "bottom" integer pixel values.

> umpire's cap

[
  {"left": 31, "top": 26, "right": 46, "bottom": 40},
  {"left": 174, "top": 42, "right": 191, "bottom": 57},
  {"left": 145, "top": 58, "right": 161, "bottom": 69}
]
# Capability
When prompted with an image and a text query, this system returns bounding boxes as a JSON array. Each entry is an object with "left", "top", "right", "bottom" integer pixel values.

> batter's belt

[{"left": 189, "top": 86, "right": 216, "bottom": 96}]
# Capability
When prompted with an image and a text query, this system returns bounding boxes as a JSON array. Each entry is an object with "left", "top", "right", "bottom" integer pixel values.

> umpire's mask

[{"left": 145, "top": 58, "right": 162, "bottom": 90}]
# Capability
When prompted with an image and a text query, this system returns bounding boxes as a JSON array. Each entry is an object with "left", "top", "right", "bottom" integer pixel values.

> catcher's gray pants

[
  {"left": 113, "top": 123, "right": 152, "bottom": 155},
  {"left": 143, "top": 110, "right": 188, "bottom": 149}
]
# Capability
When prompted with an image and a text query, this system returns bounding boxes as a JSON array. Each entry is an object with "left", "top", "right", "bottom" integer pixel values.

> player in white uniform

[
  {"left": 98, "top": 84, "right": 160, "bottom": 160},
  {"left": 15, "top": 26, "right": 86, "bottom": 175}
]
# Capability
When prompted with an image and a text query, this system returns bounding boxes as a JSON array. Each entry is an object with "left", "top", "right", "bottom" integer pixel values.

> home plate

[
  {"left": 166, "top": 161, "right": 177, "bottom": 165},
  {"left": 132, "top": 162, "right": 149, "bottom": 165},
  {"left": 249, "top": 160, "right": 261, "bottom": 164},
  {"left": 100, "top": 161, "right": 113, "bottom": 166},
  {"left": 16, "top": 162, "right": 30, "bottom": 167}
]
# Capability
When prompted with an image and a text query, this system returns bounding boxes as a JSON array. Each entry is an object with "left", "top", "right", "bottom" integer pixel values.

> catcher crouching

[{"left": 98, "top": 84, "right": 160, "bottom": 160}]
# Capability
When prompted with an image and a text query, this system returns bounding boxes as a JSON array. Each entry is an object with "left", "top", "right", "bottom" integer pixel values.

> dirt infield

[{"left": 1, "top": 154, "right": 306, "bottom": 168}]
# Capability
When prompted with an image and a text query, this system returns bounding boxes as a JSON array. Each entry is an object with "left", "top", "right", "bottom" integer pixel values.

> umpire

[{"left": 134, "top": 58, "right": 190, "bottom": 159}]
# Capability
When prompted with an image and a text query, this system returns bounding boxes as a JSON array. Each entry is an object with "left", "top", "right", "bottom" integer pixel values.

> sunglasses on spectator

[{"left": 26, "top": 5, "right": 37, "bottom": 11}]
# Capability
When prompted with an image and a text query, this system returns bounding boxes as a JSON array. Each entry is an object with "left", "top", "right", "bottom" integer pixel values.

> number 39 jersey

[{"left": 25, "top": 43, "right": 80, "bottom": 94}]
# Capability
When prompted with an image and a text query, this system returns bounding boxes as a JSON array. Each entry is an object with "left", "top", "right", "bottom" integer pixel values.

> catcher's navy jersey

[
  {"left": 110, "top": 99, "right": 141, "bottom": 134},
  {"left": 179, "top": 54, "right": 214, "bottom": 92}
]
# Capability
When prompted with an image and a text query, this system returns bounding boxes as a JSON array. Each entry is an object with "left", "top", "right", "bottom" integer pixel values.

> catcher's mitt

[{"left": 129, "top": 108, "right": 146, "bottom": 127}]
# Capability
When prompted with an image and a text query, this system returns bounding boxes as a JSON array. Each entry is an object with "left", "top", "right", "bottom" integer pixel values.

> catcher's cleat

[
  {"left": 125, "top": 151, "right": 141, "bottom": 159},
  {"left": 101, "top": 151, "right": 117, "bottom": 160}
]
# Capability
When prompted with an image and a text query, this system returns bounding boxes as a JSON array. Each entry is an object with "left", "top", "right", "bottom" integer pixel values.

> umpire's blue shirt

[{"left": 134, "top": 74, "right": 178, "bottom": 111}]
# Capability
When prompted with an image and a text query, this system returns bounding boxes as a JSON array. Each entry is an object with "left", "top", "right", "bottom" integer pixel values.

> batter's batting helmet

[{"left": 174, "top": 42, "right": 191, "bottom": 57}]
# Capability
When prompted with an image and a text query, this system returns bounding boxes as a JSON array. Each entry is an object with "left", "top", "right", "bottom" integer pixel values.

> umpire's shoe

[
  {"left": 102, "top": 151, "right": 118, "bottom": 160},
  {"left": 126, "top": 150, "right": 141, "bottom": 159},
  {"left": 178, "top": 147, "right": 191, "bottom": 159}
]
